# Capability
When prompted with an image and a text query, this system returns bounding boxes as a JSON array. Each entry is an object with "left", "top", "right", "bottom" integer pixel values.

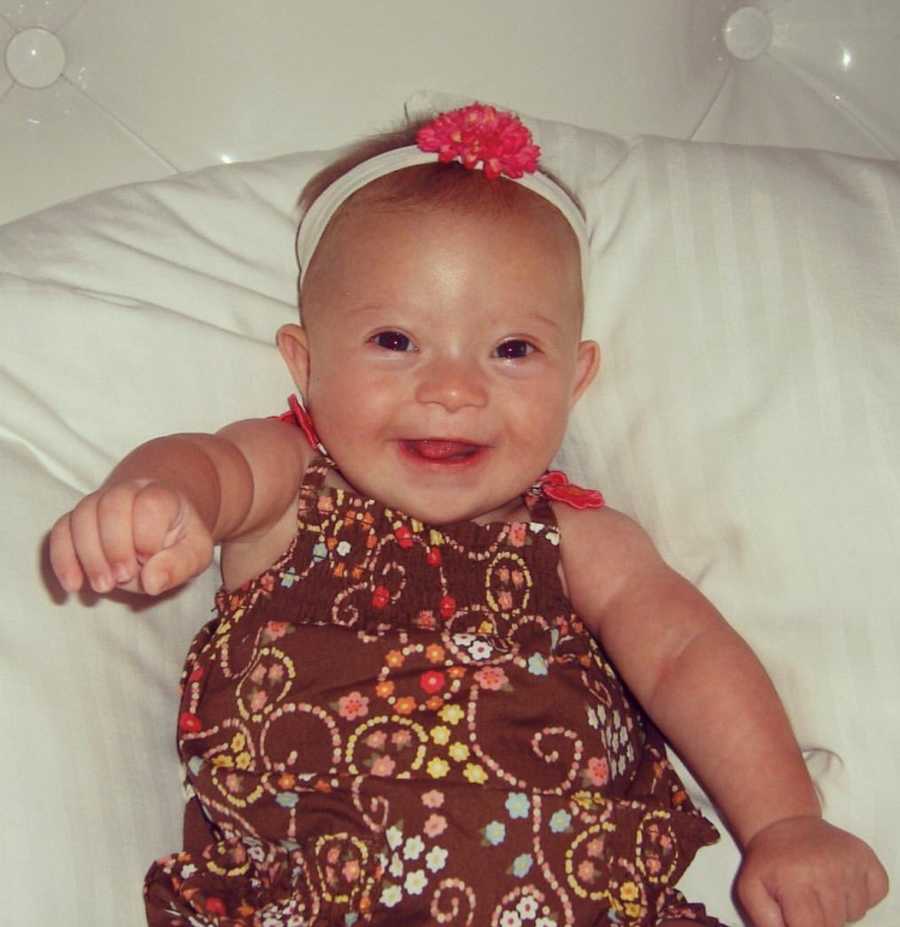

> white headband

[{"left": 294, "top": 145, "right": 590, "bottom": 300}]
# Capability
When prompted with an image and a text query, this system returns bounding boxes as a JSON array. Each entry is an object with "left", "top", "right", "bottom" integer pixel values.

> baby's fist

[
  {"left": 736, "top": 816, "right": 888, "bottom": 927},
  {"left": 50, "top": 479, "right": 213, "bottom": 596}
]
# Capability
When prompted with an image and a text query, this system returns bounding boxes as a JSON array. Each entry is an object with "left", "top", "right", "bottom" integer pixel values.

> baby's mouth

[{"left": 401, "top": 439, "right": 484, "bottom": 463}]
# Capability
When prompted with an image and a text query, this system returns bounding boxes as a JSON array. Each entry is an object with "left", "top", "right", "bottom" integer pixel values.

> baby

[{"left": 50, "top": 104, "right": 887, "bottom": 927}]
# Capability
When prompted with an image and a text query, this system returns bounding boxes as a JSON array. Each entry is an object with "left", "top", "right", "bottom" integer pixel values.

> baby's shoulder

[
  {"left": 554, "top": 503, "right": 666, "bottom": 615},
  {"left": 553, "top": 501, "right": 656, "bottom": 554}
]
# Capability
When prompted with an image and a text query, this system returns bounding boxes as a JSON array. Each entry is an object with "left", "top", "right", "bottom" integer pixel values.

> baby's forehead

[
  {"left": 303, "top": 198, "right": 584, "bottom": 334},
  {"left": 324, "top": 192, "right": 579, "bottom": 274},
  {"left": 327, "top": 176, "right": 583, "bottom": 274},
  {"left": 347, "top": 165, "right": 577, "bottom": 230},
  {"left": 300, "top": 166, "right": 585, "bottom": 325}
]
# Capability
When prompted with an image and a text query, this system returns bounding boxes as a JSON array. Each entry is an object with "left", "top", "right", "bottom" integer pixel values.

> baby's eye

[
  {"left": 372, "top": 331, "right": 413, "bottom": 352},
  {"left": 495, "top": 339, "right": 535, "bottom": 359}
]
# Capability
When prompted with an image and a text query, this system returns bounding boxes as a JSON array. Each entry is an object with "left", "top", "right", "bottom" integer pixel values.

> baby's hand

[
  {"left": 736, "top": 816, "right": 889, "bottom": 927},
  {"left": 50, "top": 480, "right": 214, "bottom": 596}
]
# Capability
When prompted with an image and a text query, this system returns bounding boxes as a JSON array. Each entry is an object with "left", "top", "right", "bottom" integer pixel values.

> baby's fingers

[
  {"left": 835, "top": 839, "right": 888, "bottom": 923},
  {"left": 50, "top": 481, "right": 188, "bottom": 596},
  {"left": 845, "top": 882, "right": 870, "bottom": 925},
  {"left": 736, "top": 877, "right": 786, "bottom": 927},
  {"left": 49, "top": 512, "right": 85, "bottom": 592},
  {"left": 138, "top": 529, "right": 213, "bottom": 595},
  {"left": 95, "top": 483, "right": 147, "bottom": 585},
  {"left": 863, "top": 859, "right": 890, "bottom": 914},
  {"left": 60, "top": 495, "right": 123, "bottom": 593},
  {"left": 780, "top": 887, "right": 839, "bottom": 927}
]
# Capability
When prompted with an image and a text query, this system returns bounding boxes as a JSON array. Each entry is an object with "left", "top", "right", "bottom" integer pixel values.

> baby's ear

[
  {"left": 571, "top": 339, "right": 601, "bottom": 406},
  {"left": 276, "top": 324, "right": 311, "bottom": 395}
]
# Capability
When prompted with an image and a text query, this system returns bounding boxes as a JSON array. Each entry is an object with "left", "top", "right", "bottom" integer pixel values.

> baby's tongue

[{"left": 410, "top": 440, "right": 476, "bottom": 460}]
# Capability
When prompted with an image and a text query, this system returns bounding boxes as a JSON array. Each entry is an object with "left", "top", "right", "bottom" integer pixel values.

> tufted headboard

[{"left": 1, "top": 0, "right": 899, "bottom": 226}]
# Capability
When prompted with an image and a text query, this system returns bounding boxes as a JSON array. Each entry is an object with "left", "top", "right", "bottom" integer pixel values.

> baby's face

[{"left": 289, "top": 194, "right": 598, "bottom": 525}]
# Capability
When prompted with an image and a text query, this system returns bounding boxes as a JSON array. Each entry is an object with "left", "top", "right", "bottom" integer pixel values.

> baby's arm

[
  {"left": 50, "top": 418, "right": 309, "bottom": 596},
  {"left": 560, "top": 506, "right": 889, "bottom": 927}
]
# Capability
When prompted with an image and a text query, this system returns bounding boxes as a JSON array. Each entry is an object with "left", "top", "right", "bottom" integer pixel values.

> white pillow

[{"left": 1, "top": 109, "right": 897, "bottom": 925}]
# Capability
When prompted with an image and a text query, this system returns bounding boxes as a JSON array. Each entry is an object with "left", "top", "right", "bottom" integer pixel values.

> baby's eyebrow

[
  {"left": 337, "top": 300, "right": 571, "bottom": 336},
  {"left": 338, "top": 300, "right": 399, "bottom": 321},
  {"left": 530, "top": 312, "right": 564, "bottom": 332},
  {"left": 503, "top": 310, "right": 569, "bottom": 338},
  {"left": 343, "top": 296, "right": 431, "bottom": 315}
]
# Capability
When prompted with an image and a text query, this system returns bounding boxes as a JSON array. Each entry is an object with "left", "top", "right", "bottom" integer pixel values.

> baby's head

[{"left": 278, "top": 104, "right": 599, "bottom": 525}]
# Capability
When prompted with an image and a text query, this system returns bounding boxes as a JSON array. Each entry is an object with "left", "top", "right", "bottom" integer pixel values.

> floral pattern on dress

[{"left": 145, "top": 458, "right": 721, "bottom": 927}]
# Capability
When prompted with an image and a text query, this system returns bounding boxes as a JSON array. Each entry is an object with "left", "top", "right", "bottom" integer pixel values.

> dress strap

[
  {"left": 276, "top": 396, "right": 336, "bottom": 492},
  {"left": 278, "top": 394, "right": 330, "bottom": 455},
  {"left": 526, "top": 470, "right": 605, "bottom": 523}
]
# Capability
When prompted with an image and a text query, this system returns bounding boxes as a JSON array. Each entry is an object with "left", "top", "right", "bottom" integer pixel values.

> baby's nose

[{"left": 415, "top": 354, "right": 489, "bottom": 411}]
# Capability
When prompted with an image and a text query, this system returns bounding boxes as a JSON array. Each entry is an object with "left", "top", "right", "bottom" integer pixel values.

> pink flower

[
  {"left": 264, "top": 621, "right": 289, "bottom": 640},
  {"left": 416, "top": 610, "right": 436, "bottom": 630},
  {"left": 248, "top": 689, "right": 268, "bottom": 712},
  {"left": 423, "top": 813, "right": 447, "bottom": 838},
  {"left": 391, "top": 729, "right": 413, "bottom": 749},
  {"left": 498, "top": 591, "right": 513, "bottom": 611},
  {"left": 370, "top": 755, "right": 396, "bottom": 777},
  {"left": 586, "top": 837, "right": 605, "bottom": 858},
  {"left": 421, "top": 789, "right": 445, "bottom": 809},
  {"left": 338, "top": 691, "right": 369, "bottom": 721},
  {"left": 508, "top": 523, "right": 528, "bottom": 547},
  {"left": 474, "top": 666, "right": 508, "bottom": 690},
  {"left": 586, "top": 756, "right": 609, "bottom": 787},
  {"left": 417, "top": 103, "right": 540, "bottom": 180},
  {"left": 365, "top": 730, "right": 387, "bottom": 751},
  {"left": 577, "top": 859, "right": 597, "bottom": 882},
  {"left": 342, "top": 859, "right": 361, "bottom": 882}
]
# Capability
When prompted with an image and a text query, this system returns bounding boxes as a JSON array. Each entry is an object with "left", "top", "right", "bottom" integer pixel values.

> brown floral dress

[{"left": 144, "top": 455, "right": 723, "bottom": 927}]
